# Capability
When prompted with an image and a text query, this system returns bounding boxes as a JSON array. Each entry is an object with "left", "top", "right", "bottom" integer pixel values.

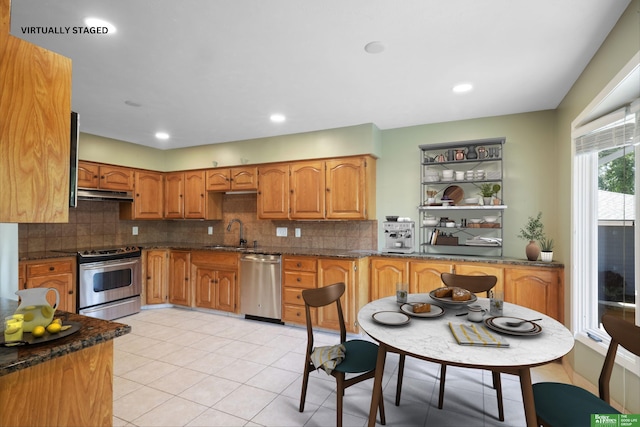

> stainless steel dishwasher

[{"left": 240, "top": 253, "right": 282, "bottom": 322}]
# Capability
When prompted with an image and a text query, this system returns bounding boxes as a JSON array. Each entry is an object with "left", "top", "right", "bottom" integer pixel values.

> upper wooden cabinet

[
  {"left": 0, "top": 21, "right": 72, "bottom": 222},
  {"left": 77, "top": 161, "right": 134, "bottom": 191},
  {"left": 120, "top": 170, "right": 164, "bottom": 220},
  {"left": 164, "top": 170, "right": 221, "bottom": 220},
  {"left": 257, "top": 156, "right": 376, "bottom": 220},
  {"left": 206, "top": 166, "right": 258, "bottom": 192}
]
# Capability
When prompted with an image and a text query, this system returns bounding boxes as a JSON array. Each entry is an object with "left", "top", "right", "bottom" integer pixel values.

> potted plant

[
  {"left": 517, "top": 212, "right": 544, "bottom": 261},
  {"left": 478, "top": 184, "right": 501, "bottom": 205},
  {"left": 539, "top": 236, "right": 554, "bottom": 262}
]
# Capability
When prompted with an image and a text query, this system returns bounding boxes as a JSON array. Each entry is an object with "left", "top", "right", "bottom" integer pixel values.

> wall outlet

[
  {"left": 276, "top": 227, "right": 288, "bottom": 237},
  {"left": 295, "top": 228, "right": 301, "bottom": 238},
  {"left": 207, "top": 226, "right": 213, "bottom": 235},
  {"left": 132, "top": 226, "right": 138, "bottom": 236}
]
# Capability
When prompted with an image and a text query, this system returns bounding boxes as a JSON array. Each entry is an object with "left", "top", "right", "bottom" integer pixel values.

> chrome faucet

[{"left": 226, "top": 218, "right": 246, "bottom": 247}]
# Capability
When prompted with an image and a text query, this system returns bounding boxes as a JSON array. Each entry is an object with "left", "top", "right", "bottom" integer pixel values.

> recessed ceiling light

[
  {"left": 453, "top": 83, "right": 474, "bottom": 93},
  {"left": 84, "top": 17, "right": 117, "bottom": 34},
  {"left": 270, "top": 114, "right": 286, "bottom": 123},
  {"left": 155, "top": 132, "right": 170, "bottom": 140},
  {"left": 364, "top": 41, "right": 386, "bottom": 54}
]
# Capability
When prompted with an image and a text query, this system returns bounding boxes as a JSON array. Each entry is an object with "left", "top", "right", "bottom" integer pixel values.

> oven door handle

[{"left": 80, "top": 258, "right": 141, "bottom": 270}]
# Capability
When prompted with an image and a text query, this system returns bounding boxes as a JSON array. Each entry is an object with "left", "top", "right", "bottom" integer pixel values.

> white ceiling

[{"left": 9, "top": 0, "right": 632, "bottom": 150}]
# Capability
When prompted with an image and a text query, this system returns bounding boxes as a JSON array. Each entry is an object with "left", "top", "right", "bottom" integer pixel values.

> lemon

[
  {"left": 32, "top": 325, "right": 46, "bottom": 337},
  {"left": 52, "top": 318, "right": 62, "bottom": 325},
  {"left": 46, "top": 323, "right": 61, "bottom": 334},
  {"left": 4, "top": 326, "right": 19, "bottom": 335}
]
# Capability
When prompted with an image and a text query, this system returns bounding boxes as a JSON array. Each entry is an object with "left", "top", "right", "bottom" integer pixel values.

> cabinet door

[
  {"left": 230, "top": 167, "right": 258, "bottom": 191},
  {"left": 370, "top": 258, "right": 409, "bottom": 300},
  {"left": 290, "top": 161, "right": 325, "bottom": 219},
  {"left": 205, "top": 169, "right": 231, "bottom": 191},
  {"left": 504, "top": 267, "right": 562, "bottom": 321},
  {"left": 145, "top": 250, "right": 168, "bottom": 304},
  {"left": 318, "top": 259, "right": 356, "bottom": 332},
  {"left": 216, "top": 270, "right": 237, "bottom": 312},
  {"left": 455, "top": 263, "right": 505, "bottom": 295},
  {"left": 325, "top": 157, "right": 367, "bottom": 219},
  {"left": 184, "top": 170, "right": 206, "bottom": 219},
  {"left": 164, "top": 172, "right": 184, "bottom": 219},
  {"left": 134, "top": 171, "right": 164, "bottom": 219},
  {"left": 77, "top": 161, "right": 99, "bottom": 188},
  {"left": 168, "top": 251, "right": 191, "bottom": 306},
  {"left": 0, "top": 33, "right": 71, "bottom": 223},
  {"left": 257, "top": 164, "right": 290, "bottom": 219},
  {"left": 99, "top": 165, "right": 134, "bottom": 191},
  {"left": 25, "top": 274, "right": 74, "bottom": 313},
  {"left": 409, "top": 261, "right": 453, "bottom": 294},
  {"left": 194, "top": 267, "right": 216, "bottom": 309}
]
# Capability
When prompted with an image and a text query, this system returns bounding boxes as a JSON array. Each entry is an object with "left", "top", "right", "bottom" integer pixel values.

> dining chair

[
  {"left": 394, "top": 273, "right": 504, "bottom": 421},
  {"left": 299, "top": 282, "right": 385, "bottom": 427},
  {"left": 533, "top": 314, "right": 640, "bottom": 427}
]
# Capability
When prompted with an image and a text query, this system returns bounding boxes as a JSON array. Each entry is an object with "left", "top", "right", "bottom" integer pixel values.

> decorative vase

[
  {"left": 466, "top": 145, "right": 478, "bottom": 160},
  {"left": 540, "top": 251, "right": 553, "bottom": 262},
  {"left": 526, "top": 241, "right": 540, "bottom": 261},
  {"left": 483, "top": 197, "right": 492, "bottom": 205},
  {"left": 455, "top": 149, "right": 465, "bottom": 160}
]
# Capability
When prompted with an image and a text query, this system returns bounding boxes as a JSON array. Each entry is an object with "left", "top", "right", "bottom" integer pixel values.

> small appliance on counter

[{"left": 382, "top": 219, "right": 415, "bottom": 254}]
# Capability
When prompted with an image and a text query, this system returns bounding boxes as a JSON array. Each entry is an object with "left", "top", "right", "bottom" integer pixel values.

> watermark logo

[
  {"left": 591, "top": 414, "right": 640, "bottom": 427},
  {"left": 20, "top": 26, "right": 111, "bottom": 35}
]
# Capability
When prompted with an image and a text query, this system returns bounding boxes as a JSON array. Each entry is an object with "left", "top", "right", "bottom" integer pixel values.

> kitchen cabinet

[
  {"left": 164, "top": 170, "right": 221, "bottom": 219},
  {"left": 282, "top": 256, "right": 317, "bottom": 325},
  {"left": 77, "top": 161, "right": 134, "bottom": 191},
  {"left": 455, "top": 263, "right": 505, "bottom": 295},
  {"left": 120, "top": 170, "right": 164, "bottom": 220},
  {"left": 192, "top": 251, "right": 239, "bottom": 313},
  {"left": 0, "top": 15, "right": 72, "bottom": 223},
  {"left": 409, "top": 260, "right": 453, "bottom": 294},
  {"left": 257, "top": 164, "right": 290, "bottom": 219},
  {"left": 290, "top": 160, "right": 325, "bottom": 219},
  {"left": 325, "top": 156, "right": 376, "bottom": 220},
  {"left": 418, "top": 138, "right": 506, "bottom": 257},
  {"left": 168, "top": 251, "right": 191, "bottom": 307},
  {"left": 504, "top": 266, "right": 564, "bottom": 322},
  {"left": 145, "top": 250, "right": 168, "bottom": 304},
  {"left": 20, "top": 257, "right": 76, "bottom": 313},
  {"left": 318, "top": 258, "right": 369, "bottom": 333},
  {"left": 369, "top": 257, "right": 409, "bottom": 300},
  {"left": 206, "top": 166, "right": 258, "bottom": 192}
]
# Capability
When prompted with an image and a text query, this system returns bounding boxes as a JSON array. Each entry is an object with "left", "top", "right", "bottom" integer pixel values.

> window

[{"left": 572, "top": 101, "right": 639, "bottom": 339}]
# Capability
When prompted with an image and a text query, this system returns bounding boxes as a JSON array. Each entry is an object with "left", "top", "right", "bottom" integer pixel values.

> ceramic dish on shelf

[
  {"left": 464, "top": 198, "right": 479, "bottom": 205},
  {"left": 484, "top": 317, "right": 542, "bottom": 336},
  {"left": 400, "top": 303, "right": 444, "bottom": 318},
  {"left": 443, "top": 185, "right": 464, "bottom": 204},
  {"left": 372, "top": 311, "right": 411, "bottom": 326},
  {"left": 429, "top": 288, "right": 478, "bottom": 306},
  {"left": 483, "top": 216, "right": 498, "bottom": 223}
]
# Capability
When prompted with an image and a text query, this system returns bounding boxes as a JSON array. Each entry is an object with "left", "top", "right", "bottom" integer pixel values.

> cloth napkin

[
  {"left": 310, "top": 344, "right": 346, "bottom": 374},
  {"left": 448, "top": 322, "right": 509, "bottom": 347}
]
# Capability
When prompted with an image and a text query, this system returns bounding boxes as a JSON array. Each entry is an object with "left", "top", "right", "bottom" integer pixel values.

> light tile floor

[{"left": 113, "top": 307, "right": 572, "bottom": 427}]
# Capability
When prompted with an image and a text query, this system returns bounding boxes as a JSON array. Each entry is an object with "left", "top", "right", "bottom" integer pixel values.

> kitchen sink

[{"left": 202, "top": 244, "right": 250, "bottom": 251}]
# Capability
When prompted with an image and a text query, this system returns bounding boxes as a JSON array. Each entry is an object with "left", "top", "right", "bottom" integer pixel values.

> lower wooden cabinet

[
  {"left": 369, "top": 257, "right": 409, "bottom": 300},
  {"left": 168, "top": 251, "right": 191, "bottom": 306},
  {"left": 409, "top": 260, "right": 452, "bottom": 294},
  {"left": 145, "top": 250, "right": 169, "bottom": 304},
  {"left": 192, "top": 252, "right": 239, "bottom": 313},
  {"left": 504, "top": 266, "right": 564, "bottom": 322},
  {"left": 453, "top": 263, "right": 505, "bottom": 295},
  {"left": 19, "top": 257, "right": 76, "bottom": 313},
  {"left": 282, "top": 256, "right": 317, "bottom": 325}
]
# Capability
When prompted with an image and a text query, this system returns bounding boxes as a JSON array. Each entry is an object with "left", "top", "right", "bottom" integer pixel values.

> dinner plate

[
  {"left": 429, "top": 288, "right": 478, "bottom": 306},
  {"left": 372, "top": 311, "right": 411, "bottom": 326},
  {"left": 443, "top": 185, "right": 464, "bottom": 204},
  {"left": 490, "top": 316, "right": 537, "bottom": 332},
  {"left": 400, "top": 303, "right": 444, "bottom": 318},
  {"left": 484, "top": 317, "right": 542, "bottom": 336}
]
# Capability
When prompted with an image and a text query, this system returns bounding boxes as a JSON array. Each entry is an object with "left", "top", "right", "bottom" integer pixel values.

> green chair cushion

[
  {"left": 334, "top": 340, "right": 378, "bottom": 374},
  {"left": 533, "top": 382, "right": 620, "bottom": 427}
]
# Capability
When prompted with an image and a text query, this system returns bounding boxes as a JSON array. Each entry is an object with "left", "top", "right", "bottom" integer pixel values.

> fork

[{"left": 506, "top": 318, "right": 542, "bottom": 327}]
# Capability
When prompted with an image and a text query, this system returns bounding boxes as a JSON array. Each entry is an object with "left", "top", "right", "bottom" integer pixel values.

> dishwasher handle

[{"left": 240, "top": 254, "right": 281, "bottom": 264}]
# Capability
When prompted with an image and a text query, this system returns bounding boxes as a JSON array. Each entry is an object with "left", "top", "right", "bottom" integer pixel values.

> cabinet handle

[
  {"left": 136, "top": 193, "right": 140, "bottom": 197},
  {"left": 296, "top": 295, "right": 301, "bottom": 299},
  {"left": 185, "top": 277, "right": 188, "bottom": 281},
  {"left": 101, "top": 175, "right": 105, "bottom": 179},
  {"left": 296, "top": 262, "right": 302, "bottom": 267},
  {"left": 296, "top": 312, "right": 301, "bottom": 317},
  {"left": 147, "top": 276, "right": 151, "bottom": 280},
  {"left": 296, "top": 277, "right": 301, "bottom": 282},
  {"left": 68, "top": 290, "right": 73, "bottom": 294},
  {"left": 49, "top": 266, "right": 55, "bottom": 271},
  {"left": 326, "top": 188, "right": 331, "bottom": 192}
]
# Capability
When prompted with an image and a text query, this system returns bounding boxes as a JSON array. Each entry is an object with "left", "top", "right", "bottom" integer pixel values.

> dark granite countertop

[
  {"left": 20, "top": 243, "right": 563, "bottom": 268},
  {"left": 0, "top": 299, "right": 131, "bottom": 377}
]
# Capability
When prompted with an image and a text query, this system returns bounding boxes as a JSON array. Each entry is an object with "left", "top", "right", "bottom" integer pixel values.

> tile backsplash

[{"left": 19, "top": 193, "right": 378, "bottom": 253}]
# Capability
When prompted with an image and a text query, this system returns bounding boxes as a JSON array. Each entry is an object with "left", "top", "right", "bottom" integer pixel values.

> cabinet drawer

[
  {"left": 283, "top": 257, "right": 317, "bottom": 272},
  {"left": 283, "top": 287, "right": 307, "bottom": 305},
  {"left": 283, "top": 304, "right": 315, "bottom": 324},
  {"left": 191, "top": 251, "right": 239, "bottom": 267},
  {"left": 26, "top": 260, "right": 74, "bottom": 276},
  {"left": 283, "top": 271, "right": 316, "bottom": 288}
]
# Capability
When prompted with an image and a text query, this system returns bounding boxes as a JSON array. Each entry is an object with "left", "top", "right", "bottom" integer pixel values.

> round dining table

[{"left": 357, "top": 294, "right": 575, "bottom": 427}]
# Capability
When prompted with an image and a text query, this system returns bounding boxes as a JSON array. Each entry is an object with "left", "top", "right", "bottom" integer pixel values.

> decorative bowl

[
  {"left": 423, "top": 219, "right": 439, "bottom": 226},
  {"left": 483, "top": 216, "right": 498, "bottom": 223},
  {"left": 468, "top": 218, "right": 482, "bottom": 224}
]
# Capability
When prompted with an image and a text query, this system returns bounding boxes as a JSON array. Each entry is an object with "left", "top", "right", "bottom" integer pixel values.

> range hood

[{"left": 76, "top": 188, "right": 134, "bottom": 202}]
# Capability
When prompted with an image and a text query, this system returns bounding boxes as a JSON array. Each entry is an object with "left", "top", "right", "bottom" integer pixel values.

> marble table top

[{"left": 357, "top": 294, "right": 574, "bottom": 369}]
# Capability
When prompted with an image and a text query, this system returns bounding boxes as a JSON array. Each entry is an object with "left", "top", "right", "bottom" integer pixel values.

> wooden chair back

[
  {"left": 599, "top": 314, "right": 640, "bottom": 402},
  {"left": 441, "top": 272, "right": 497, "bottom": 296},
  {"left": 301, "top": 283, "right": 347, "bottom": 351}
]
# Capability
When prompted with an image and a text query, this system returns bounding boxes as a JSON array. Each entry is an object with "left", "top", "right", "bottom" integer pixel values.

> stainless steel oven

[{"left": 77, "top": 247, "right": 142, "bottom": 320}]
